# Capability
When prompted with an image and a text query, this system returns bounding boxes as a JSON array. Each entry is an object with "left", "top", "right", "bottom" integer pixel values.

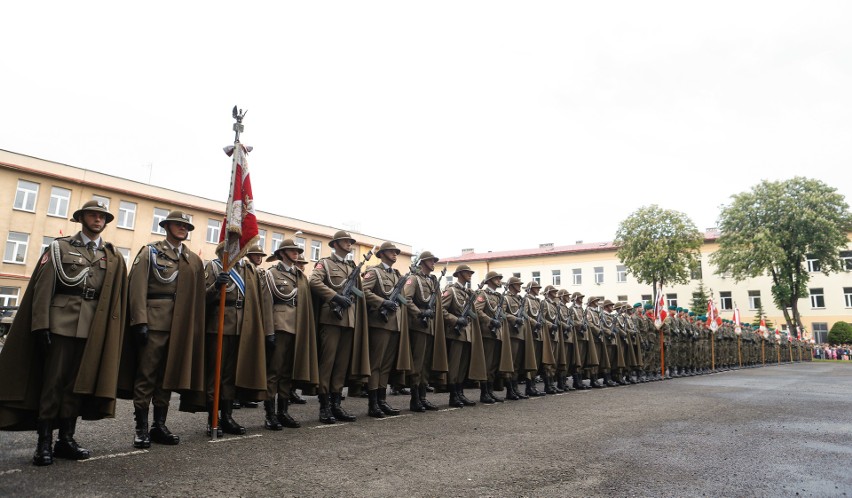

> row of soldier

[{"left": 0, "top": 201, "right": 811, "bottom": 467}]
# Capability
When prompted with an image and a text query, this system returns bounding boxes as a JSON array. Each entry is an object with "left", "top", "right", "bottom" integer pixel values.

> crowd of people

[
  {"left": 0, "top": 201, "right": 812, "bottom": 467},
  {"left": 813, "top": 344, "right": 851, "bottom": 360}
]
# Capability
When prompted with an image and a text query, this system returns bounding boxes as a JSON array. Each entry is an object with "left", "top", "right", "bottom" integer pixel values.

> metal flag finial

[{"left": 232, "top": 105, "right": 248, "bottom": 143}]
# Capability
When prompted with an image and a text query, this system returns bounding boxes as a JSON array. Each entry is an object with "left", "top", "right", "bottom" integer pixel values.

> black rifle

[
  {"left": 532, "top": 297, "right": 545, "bottom": 341},
  {"left": 420, "top": 265, "right": 447, "bottom": 326},
  {"left": 489, "top": 289, "right": 507, "bottom": 338},
  {"left": 454, "top": 281, "right": 485, "bottom": 334},
  {"left": 330, "top": 246, "right": 376, "bottom": 320},
  {"left": 559, "top": 303, "right": 573, "bottom": 340},
  {"left": 513, "top": 294, "right": 528, "bottom": 331},
  {"left": 378, "top": 263, "right": 416, "bottom": 323}
]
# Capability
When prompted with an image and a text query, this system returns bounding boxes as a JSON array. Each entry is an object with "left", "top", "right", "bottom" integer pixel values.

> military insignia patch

[
  {"left": 315, "top": 263, "right": 324, "bottom": 270},
  {"left": 133, "top": 256, "right": 140, "bottom": 265},
  {"left": 405, "top": 278, "right": 413, "bottom": 286},
  {"left": 477, "top": 295, "right": 485, "bottom": 302},
  {"left": 364, "top": 271, "right": 375, "bottom": 280},
  {"left": 442, "top": 290, "right": 450, "bottom": 297},
  {"left": 205, "top": 270, "right": 209, "bottom": 278},
  {"left": 40, "top": 251, "right": 49, "bottom": 265}
]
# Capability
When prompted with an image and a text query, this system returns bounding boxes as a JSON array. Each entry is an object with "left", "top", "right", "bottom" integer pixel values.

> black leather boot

[
  {"left": 554, "top": 375, "right": 566, "bottom": 393},
  {"left": 53, "top": 418, "right": 90, "bottom": 460},
  {"left": 368, "top": 390, "right": 385, "bottom": 418},
  {"left": 488, "top": 382, "right": 503, "bottom": 402},
  {"left": 479, "top": 384, "right": 496, "bottom": 404},
  {"left": 419, "top": 385, "right": 438, "bottom": 411},
  {"left": 318, "top": 394, "right": 336, "bottom": 424},
  {"left": 513, "top": 380, "right": 529, "bottom": 399},
  {"left": 220, "top": 402, "right": 247, "bottom": 435},
  {"left": 573, "top": 374, "right": 589, "bottom": 390},
  {"left": 526, "top": 378, "right": 545, "bottom": 396},
  {"left": 377, "top": 389, "right": 400, "bottom": 416},
  {"left": 289, "top": 388, "right": 307, "bottom": 404},
  {"left": 331, "top": 392, "right": 356, "bottom": 422},
  {"left": 207, "top": 407, "right": 223, "bottom": 438},
  {"left": 605, "top": 373, "right": 619, "bottom": 387},
  {"left": 544, "top": 376, "right": 558, "bottom": 394},
  {"left": 133, "top": 408, "right": 151, "bottom": 448},
  {"left": 504, "top": 380, "right": 520, "bottom": 400},
  {"left": 150, "top": 406, "right": 180, "bottom": 444},
  {"left": 448, "top": 385, "right": 465, "bottom": 408},
  {"left": 264, "top": 399, "right": 283, "bottom": 431},
  {"left": 32, "top": 420, "right": 53, "bottom": 466},
  {"left": 457, "top": 383, "right": 476, "bottom": 406},
  {"left": 277, "top": 397, "right": 301, "bottom": 428},
  {"left": 409, "top": 385, "right": 425, "bottom": 412}
]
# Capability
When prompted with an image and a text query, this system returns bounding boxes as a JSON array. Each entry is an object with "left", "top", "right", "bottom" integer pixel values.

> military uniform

[
  {"left": 556, "top": 289, "right": 582, "bottom": 391},
  {"left": 586, "top": 297, "right": 608, "bottom": 387},
  {"left": 441, "top": 264, "right": 487, "bottom": 407},
  {"left": 0, "top": 200, "right": 127, "bottom": 466},
  {"left": 570, "top": 293, "right": 596, "bottom": 388},
  {"left": 474, "top": 272, "right": 514, "bottom": 403},
  {"left": 502, "top": 277, "right": 537, "bottom": 399}
]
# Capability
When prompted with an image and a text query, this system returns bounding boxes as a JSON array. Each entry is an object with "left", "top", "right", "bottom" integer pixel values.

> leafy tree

[
  {"left": 750, "top": 301, "right": 773, "bottom": 330},
  {"left": 711, "top": 177, "right": 852, "bottom": 333},
  {"left": 614, "top": 205, "right": 704, "bottom": 291},
  {"left": 690, "top": 281, "right": 709, "bottom": 313},
  {"left": 827, "top": 321, "right": 852, "bottom": 345}
]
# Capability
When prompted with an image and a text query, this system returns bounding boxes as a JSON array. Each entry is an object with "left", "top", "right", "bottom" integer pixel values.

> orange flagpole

[
  {"left": 711, "top": 330, "right": 715, "bottom": 371},
  {"left": 211, "top": 252, "right": 228, "bottom": 440},
  {"left": 761, "top": 337, "right": 765, "bottom": 366},
  {"left": 738, "top": 335, "right": 742, "bottom": 368}
]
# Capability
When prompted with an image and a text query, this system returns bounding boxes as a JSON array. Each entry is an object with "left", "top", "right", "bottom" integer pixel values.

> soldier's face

[
  {"left": 166, "top": 222, "right": 189, "bottom": 241},
  {"left": 457, "top": 271, "right": 473, "bottom": 284},
  {"left": 248, "top": 254, "right": 263, "bottom": 265},
  {"left": 81, "top": 211, "right": 106, "bottom": 234},
  {"left": 421, "top": 259, "right": 436, "bottom": 272},
  {"left": 509, "top": 283, "right": 521, "bottom": 293},
  {"left": 491, "top": 277, "right": 503, "bottom": 288},
  {"left": 283, "top": 249, "right": 300, "bottom": 263},
  {"left": 529, "top": 287, "right": 539, "bottom": 296},
  {"left": 380, "top": 251, "right": 397, "bottom": 266},
  {"left": 335, "top": 240, "right": 353, "bottom": 254}
]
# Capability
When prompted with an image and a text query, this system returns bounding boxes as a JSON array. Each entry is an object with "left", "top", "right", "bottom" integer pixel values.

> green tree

[
  {"left": 711, "top": 177, "right": 852, "bottom": 333},
  {"left": 691, "top": 281, "right": 709, "bottom": 313},
  {"left": 750, "top": 302, "right": 773, "bottom": 330},
  {"left": 827, "top": 321, "right": 852, "bottom": 345},
  {"left": 614, "top": 205, "right": 703, "bottom": 291}
]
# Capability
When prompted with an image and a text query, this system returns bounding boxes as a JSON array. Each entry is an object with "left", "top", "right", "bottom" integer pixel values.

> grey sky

[{"left": 4, "top": 1, "right": 851, "bottom": 258}]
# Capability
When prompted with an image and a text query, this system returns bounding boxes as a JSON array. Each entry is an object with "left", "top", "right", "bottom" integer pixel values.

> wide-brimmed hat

[
  {"left": 506, "top": 276, "right": 523, "bottom": 287},
  {"left": 71, "top": 200, "right": 114, "bottom": 224},
  {"left": 328, "top": 230, "right": 356, "bottom": 248},
  {"left": 571, "top": 291, "right": 585, "bottom": 301},
  {"left": 266, "top": 238, "right": 304, "bottom": 262},
  {"left": 483, "top": 271, "right": 503, "bottom": 283},
  {"left": 159, "top": 210, "right": 195, "bottom": 231},
  {"left": 245, "top": 244, "right": 267, "bottom": 257},
  {"left": 295, "top": 253, "right": 308, "bottom": 266},
  {"left": 602, "top": 299, "right": 616, "bottom": 308},
  {"left": 453, "top": 264, "right": 475, "bottom": 277},
  {"left": 376, "top": 241, "right": 401, "bottom": 257},
  {"left": 525, "top": 281, "right": 542, "bottom": 291},
  {"left": 587, "top": 296, "right": 602, "bottom": 305},
  {"left": 543, "top": 285, "right": 558, "bottom": 296},
  {"left": 557, "top": 289, "right": 571, "bottom": 299},
  {"left": 417, "top": 251, "right": 439, "bottom": 263}
]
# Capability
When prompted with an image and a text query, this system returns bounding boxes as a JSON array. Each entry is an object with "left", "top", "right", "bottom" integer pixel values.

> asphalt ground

[{"left": 1, "top": 362, "right": 850, "bottom": 497}]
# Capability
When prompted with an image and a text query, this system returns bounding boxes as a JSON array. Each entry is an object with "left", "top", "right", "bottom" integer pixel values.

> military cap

[
  {"left": 542, "top": 285, "right": 558, "bottom": 296},
  {"left": 688, "top": 311, "right": 695, "bottom": 316},
  {"left": 587, "top": 296, "right": 601, "bottom": 305},
  {"left": 328, "top": 230, "right": 356, "bottom": 248},
  {"left": 525, "top": 280, "right": 542, "bottom": 290},
  {"left": 683, "top": 308, "right": 689, "bottom": 313},
  {"left": 483, "top": 270, "right": 503, "bottom": 283},
  {"left": 571, "top": 291, "right": 585, "bottom": 301},
  {"left": 668, "top": 305, "right": 677, "bottom": 311},
  {"left": 453, "top": 264, "right": 475, "bottom": 277},
  {"left": 159, "top": 210, "right": 195, "bottom": 231},
  {"left": 601, "top": 299, "right": 616, "bottom": 308},
  {"left": 417, "top": 250, "right": 439, "bottom": 263},
  {"left": 644, "top": 303, "right": 653, "bottom": 310},
  {"left": 376, "top": 241, "right": 401, "bottom": 257},
  {"left": 71, "top": 199, "right": 114, "bottom": 224},
  {"left": 506, "top": 276, "right": 523, "bottom": 287},
  {"left": 295, "top": 253, "right": 308, "bottom": 265},
  {"left": 266, "top": 238, "right": 304, "bottom": 262},
  {"left": 557, "top": 289, "right": 571, "bottom": 298},
  {"left": 676, "top": 306, "right": 683, "bottom": 312},
  {"left": 245, "top": 244, "right": 267, "bottom": 257},
  {"left": 633, "top": 302, "right": 642, "bottom": 308}
]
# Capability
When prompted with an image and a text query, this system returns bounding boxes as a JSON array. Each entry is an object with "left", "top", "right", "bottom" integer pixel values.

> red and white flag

[
  {"left": 707, "top": 298, "right": 722, "bottom": 332},
  {"left": 653, "top": 283, "right": 667, "bottom": 330},
  {"left": 733, "top": 304, "right": 742, "bottom": 334},
  {"left": 218, "top": 144, "right": 259, "bottom": 269},
  {"left": 759, "top": 317, "right": 767, "bottom": 336}
]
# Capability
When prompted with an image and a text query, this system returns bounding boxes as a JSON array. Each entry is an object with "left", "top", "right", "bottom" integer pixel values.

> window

[
  {"left": 810, "top": 288, "right": 825, "bottom": 308},
  {"left": 572, "top": 268, "right": 582, "bottom": 285},
  {"left": 91, "top": 195, "right": 110, "bottom": 209},
  {"left": 295, "top": 237, "right": 306, "bottom": 251},
  {"left": 641, "top": 294, "right": 652, "bottom": 306},
  {"left": 551, "top": 270, "right": 561, "bottom": 286},
  {"left": 812, "top": 322, "right": 829, "bottom": 344},
  {"left": 719, "top": 291, "right": 732, "bottom": 310},
  {"left": 666, "top": 293, "right": 678, "bottom": 309},
  {"left": 257, "top": 229, "right": 267, "bottom": 251},
  {"left": 117, "top": 247, "right": 130, "bottom": 264},
  {"left": 311, "top": 240, "right": 321, "bottom": 261},
  {"left": 445, "top": 276, "right": 454, "bottom": 286},
  {"left": 616, "top": 265, "right": 627, "bottom": 283},
  {"left": 690, "top": 262, "right": 703, "bottom": 280},
  {"left": 4, "top": 232, "right": 29, "bottom": 263},
  {"left": 748, "top": 290, "right": 761, "bottom": 310},
  {"left": 594, "top": 267, "right": 604, "bottom": 284},
  {"left": 151, "top": 208, "right": 168, "bottom": 234},
  {"left": 41, "top": 236, "right": 55, "bottom": 252},
  {"left": 13, "top": 180, "right": 39, "bottom": 212},
  {"left": 806, "top": 255, "right": 820, "bottom": 273},
  {"left": 47, "top": 187, "right": 71, "bottom": 217},
  {"left": 841, "top": 251, "right": 852, "bottom": 271},
  {"left": 346, "top": 252, "right": 355, "bottom": 261},
  {"left": 206, "top": 219, "right": 221, "bottom": 243},
  {"left": 617, "top": 295, "right": 627, "bottom": 302},
  {"left": 845, "top": 287, "right": 852, "bottom": 308},
  {"left": 118, "top": 201, "right": 136, "bottom": 229},
  {"left": 530, "top": 271, "right": 540, "bottom": 285},
  {"left": 271, "top": 232, "right": 284, "bottom": 252},
  {"left": 0, "top": 286, "right": 20, "bottom": 306}
]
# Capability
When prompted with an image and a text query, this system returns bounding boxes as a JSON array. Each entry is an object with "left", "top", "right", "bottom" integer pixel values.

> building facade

[
  {"left": 441, "top": 236, "right": 852, "bottom": 344},
  {"left": 0, "top": 149, "right": 413, "bottom": 308}
]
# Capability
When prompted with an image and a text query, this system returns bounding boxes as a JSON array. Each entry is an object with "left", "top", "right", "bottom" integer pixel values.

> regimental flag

[
  {"left": 796, "top": 325, "right": 802, "bottom": 340},
  {"left": 218, "top": 144, "right": 259, "bottom": 269},
  {"left": 775, "top": 327, "right": 781, "bottom": 342},
  {"left": 707, "top": 297, "right": 722, "bottom": 332},
  {"left": 653, "top": 283, "right": 667, "bottom": 330},
  {"left": 759, "top": 317, "right": 767, "bottom": 336},
  {"left": 733, "top": 304, "right": 742, "bottom": 335}
]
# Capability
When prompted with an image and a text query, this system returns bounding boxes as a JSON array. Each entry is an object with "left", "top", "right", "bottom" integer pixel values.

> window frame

[
  {"left": 206, "top": 219, "right": 222, "bottom": 244},
  {"left": 719, "top": 291, "right": 733, "bottom": 311},
  {"left": 4, "top": 231, "right": 29, "bottom": 264},
  {"left": 666, "top": 293, "right": 678, "bottom": 309},
  {"left": 270, "top": 232, "right": 284, "bottom": 252},
  {"left": 844, "top": 287, "right": 852, "bottom": 308},
  {"left": 594, "top": 266, "right": 604, "bottom": 284},
  {"left": 810, "top": 288, "right": 825, "bottom": 309},
  {"left": 0, "top": 286, "right": 20, "bottom": 307},
  {"left": 13, "top": 180, "right": 39, "bottom": 212},
  {"left": 551, "top": 269, "right": 561, "bottom": 286},
  {"left": 151, "top": 208, "right": 169, "bottom": 235},
  {"left": 572, "top": 268, "right": 582, "bottom": 285},
  {"left": 47, "top": 186, "right": 72, "bottom": 218},
  {"left": 748, "top": 290, "right": 761, "bottom": 311},
  {"left": 616, "top": 265, "right": 627, "bottom": 283},
  {"left": 310, "top": 240, "right": 321, "bottom": 261},
  {"left": 806, "top": 255, "right": 821, "bottom": 273},
  {"left": 531, "top": 271, "right": 541, "bottom": 285},
  {"left": 117, "top": 201, "right": 137, "bottom": 230}
]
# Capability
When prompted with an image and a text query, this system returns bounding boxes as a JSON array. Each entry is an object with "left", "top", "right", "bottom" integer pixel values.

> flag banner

[
  {"left": 218, "top": 143, "right": 259, "bottom": 268},
  {"left": 653, "top": 283, "right": 667, "bottom": 330},
  {"left": 733, "top": 305, "right": 742, "bottom": 335},
  {"left": 707, "top": 297, "right": 721, "bottom": 332},
  {"left": 759, "top": 317, "right": 767, "bottom": 335}
]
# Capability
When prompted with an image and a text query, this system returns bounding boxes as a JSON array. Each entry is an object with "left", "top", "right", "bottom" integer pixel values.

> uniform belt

[
  {"left": 147, "top": 293, "right": 176, "bottom": 300},
  {"left": 222, "top": 299, "right": 244, "bottom": 309},
  {"left": 273, "top": 297, "right": 297, "bottom": 306},
  {"left": 56, "top": 286, "right": 100, "bottom": 300}
]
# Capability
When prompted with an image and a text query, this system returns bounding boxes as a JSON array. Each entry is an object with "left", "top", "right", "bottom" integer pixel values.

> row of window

[
  {"left": 807, "top": 254, "right": 852, "bottom": 272},
  {"left": 12, "top": 179, "right": 329, "bottom": 261},
  {"left": 523, "top": 266, "right": 630, "bottom": 286}
]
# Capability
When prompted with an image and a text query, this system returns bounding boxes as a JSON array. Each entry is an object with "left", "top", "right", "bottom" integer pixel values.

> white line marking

[
  {"left": 438, "top": 407, "right": 460, "bottom": 412},
  {"left": 373, "top": 414, "right": 413, "bottom": 421},
  {"left": 310, "top": 423, "right": 346, "bottom": 430},
  {"left": 80, "top": 450, "right": 148, "bottom": 462},
  {"left": 0, "top": 469, "right": 22, "bottom": 476},
  {"left": 208, "top": 434, "right": 263, "bottom": 443}
]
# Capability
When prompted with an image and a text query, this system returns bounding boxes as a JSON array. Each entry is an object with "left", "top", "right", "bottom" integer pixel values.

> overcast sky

[{"left": 4, "top": 1, "right": 851, "bottom": 257}]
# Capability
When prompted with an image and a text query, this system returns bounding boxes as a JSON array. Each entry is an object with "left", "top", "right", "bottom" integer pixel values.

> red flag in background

[
  {"left": 653, "top": 283, "right": 667, "bottom": 329},
  {"left": 218, "top": 143, "right": 259, "bottom": 268}
]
